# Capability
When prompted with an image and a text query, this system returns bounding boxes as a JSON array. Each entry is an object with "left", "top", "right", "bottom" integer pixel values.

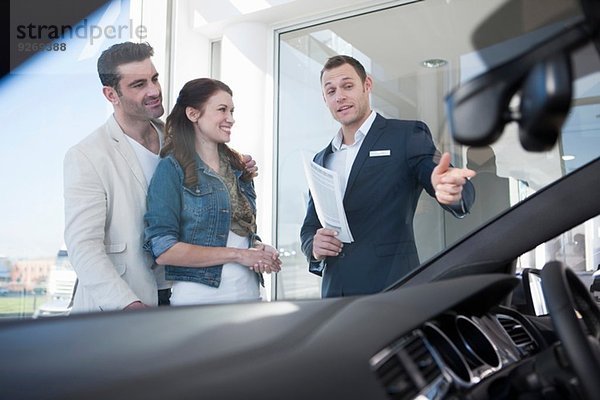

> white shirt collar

[{"left": 331, "top": 110, "right": 377, "bottom": 152}]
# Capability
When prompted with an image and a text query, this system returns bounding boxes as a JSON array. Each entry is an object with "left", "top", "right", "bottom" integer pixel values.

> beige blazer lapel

[{"left": 106, "top": 115, "right": 149, "bottom": 192}]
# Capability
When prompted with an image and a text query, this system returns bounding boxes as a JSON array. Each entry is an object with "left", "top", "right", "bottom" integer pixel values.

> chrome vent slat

[
  {"left": 377, "top": 356, "right": 409, "bottom": 385},
  {"left": 374, "top": 353, "right": 418, "bottom": 399},
  {"left": 497, "top": 315, "right": 538, "bottom": 355},
  {"left": 405, "top": 333, "right": 442, "bottom": 383},
  {"left": 372, "top": 331, "right": 443, "bottom": 399}
]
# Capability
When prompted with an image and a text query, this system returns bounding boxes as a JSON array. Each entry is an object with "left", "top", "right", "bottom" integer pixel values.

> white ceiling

[
  {"left": 187, "top": 0, "right": 416, "bottom": 38},
  {"left": 183, "top": 0, "right": 583, "bottom": 81}
]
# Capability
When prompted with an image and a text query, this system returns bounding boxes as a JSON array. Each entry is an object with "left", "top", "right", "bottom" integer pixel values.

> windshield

[{"left": 1, "top": 0, "right": 599, "bottom": 318}]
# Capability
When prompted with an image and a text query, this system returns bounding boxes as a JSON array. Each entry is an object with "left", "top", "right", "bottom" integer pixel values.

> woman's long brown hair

[{"left": 161, "top": 78, "right": 251, "bottom": 187}]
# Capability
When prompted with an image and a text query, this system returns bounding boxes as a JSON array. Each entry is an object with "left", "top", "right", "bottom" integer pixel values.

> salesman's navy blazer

[{"left": 300, "top": 113, "right": 475, "bottom": 298}]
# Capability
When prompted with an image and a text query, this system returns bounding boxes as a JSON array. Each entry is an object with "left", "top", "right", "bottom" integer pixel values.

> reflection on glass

[{"left": 529, "top": 274, "right": 549, "bottom": 316}]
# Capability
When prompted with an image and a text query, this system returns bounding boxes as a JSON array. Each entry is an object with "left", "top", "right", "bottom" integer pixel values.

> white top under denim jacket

[{"left": 144, "top": 153, "right": 262, "bottom": 288}]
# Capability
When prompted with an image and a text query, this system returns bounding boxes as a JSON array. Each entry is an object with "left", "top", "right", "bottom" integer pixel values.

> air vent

[
  {"left": 404, "top": 333, "right": 441, "bottom": 384},
  {"left": 497, "top": 314, "right": 538, "bottom": 356},
  {"left": 373, "top": 352, "right": 418, "bottom": 399},
  {"left": 371, "top": 332, "right": 443, "bottom": 399}
]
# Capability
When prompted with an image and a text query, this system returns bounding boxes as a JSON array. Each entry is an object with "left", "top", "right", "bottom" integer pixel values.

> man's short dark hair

[
  {"left": 320, "top": 55, "right": 367, "bottom": 83},
  {"left": 97, "top": 42, "right": 154, "bottom": 90}
]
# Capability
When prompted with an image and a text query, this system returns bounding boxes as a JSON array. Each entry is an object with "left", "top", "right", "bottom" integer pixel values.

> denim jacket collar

[{"left": 194, "top": 153, "right": 243, "bottom": 179}]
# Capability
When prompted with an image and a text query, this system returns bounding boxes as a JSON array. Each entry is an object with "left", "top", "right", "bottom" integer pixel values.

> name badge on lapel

[{"left": 369, "top": 149, "right": 391, "bottom": 157}]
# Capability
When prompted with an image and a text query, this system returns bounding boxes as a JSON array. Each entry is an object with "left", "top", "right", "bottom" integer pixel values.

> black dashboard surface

[{"left": 0, "top": 274, "right": 519, "bottom": 399}]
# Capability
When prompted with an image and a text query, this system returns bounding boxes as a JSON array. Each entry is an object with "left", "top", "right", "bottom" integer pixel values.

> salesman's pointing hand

[{"left": 431, "top": 152, "right": 476, "bottom": 205}]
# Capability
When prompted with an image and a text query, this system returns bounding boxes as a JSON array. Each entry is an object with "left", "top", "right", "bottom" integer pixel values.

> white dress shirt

[
  {"left": 124, "top": 133, "right": 171, "bottom": 291},
  {"left": 325, "top": 110, "right": 377, "bottom": 196}
]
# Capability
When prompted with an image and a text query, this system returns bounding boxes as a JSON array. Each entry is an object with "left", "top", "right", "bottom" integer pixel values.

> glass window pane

[
  {"left": 275, "top": 0, "right": 598, "bottom": 300},
  {"left": 0, "top": 0, "right": 149, "bottom": 319}
]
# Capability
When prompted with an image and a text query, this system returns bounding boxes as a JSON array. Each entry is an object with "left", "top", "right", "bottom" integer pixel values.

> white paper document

[{"left": 302, "top": 153, "right": 354, "bottom": 243}]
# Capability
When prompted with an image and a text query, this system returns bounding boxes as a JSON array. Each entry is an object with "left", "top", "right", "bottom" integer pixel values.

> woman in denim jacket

[{"left": 144, "top": 78, "right": 281, "bottom": 305}]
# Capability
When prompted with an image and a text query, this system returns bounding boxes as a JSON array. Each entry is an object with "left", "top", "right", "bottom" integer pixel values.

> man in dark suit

[{"left": 300, "top": 55, "right": 476, "bottom": 298}]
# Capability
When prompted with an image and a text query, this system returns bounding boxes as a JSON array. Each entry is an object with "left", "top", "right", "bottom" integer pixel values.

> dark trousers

[{"left": 158, "top": 288, "right": 171, "bottom": 306}]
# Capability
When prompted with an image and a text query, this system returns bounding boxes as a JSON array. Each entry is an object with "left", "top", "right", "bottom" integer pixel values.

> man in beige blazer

[{"left": 64, "top": 42, "right": 167, "bottom": 312}]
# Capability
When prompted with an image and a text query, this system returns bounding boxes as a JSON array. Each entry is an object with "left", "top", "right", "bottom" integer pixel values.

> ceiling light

[
  {"left": 562, "top": 155, "right": 575, "bottom": 161},
  {"left": 229, "top": 0, "right": 296, "bottom": 15},
  {"left": 421, "top": 58, "right": 447, "bottom": 68}
]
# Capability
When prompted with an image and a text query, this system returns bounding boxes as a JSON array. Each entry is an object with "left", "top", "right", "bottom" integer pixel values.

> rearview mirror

[{"left": 518, "top": 53, "right": 572, "bottom": 151}]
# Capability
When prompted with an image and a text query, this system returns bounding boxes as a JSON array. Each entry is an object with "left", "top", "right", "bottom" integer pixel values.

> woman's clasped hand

[{"left": 246, "top": 243, "right": 282, "bottom": 273}]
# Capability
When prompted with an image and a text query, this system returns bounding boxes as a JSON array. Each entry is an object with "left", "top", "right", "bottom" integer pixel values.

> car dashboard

[{"left": 0, "top": 273, "right": 568, "bottom": 400}]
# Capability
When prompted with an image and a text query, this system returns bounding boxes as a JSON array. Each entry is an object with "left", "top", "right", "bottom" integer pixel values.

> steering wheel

[{"left": 541, "top": 261, "right": 600, "bottom": 399}]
